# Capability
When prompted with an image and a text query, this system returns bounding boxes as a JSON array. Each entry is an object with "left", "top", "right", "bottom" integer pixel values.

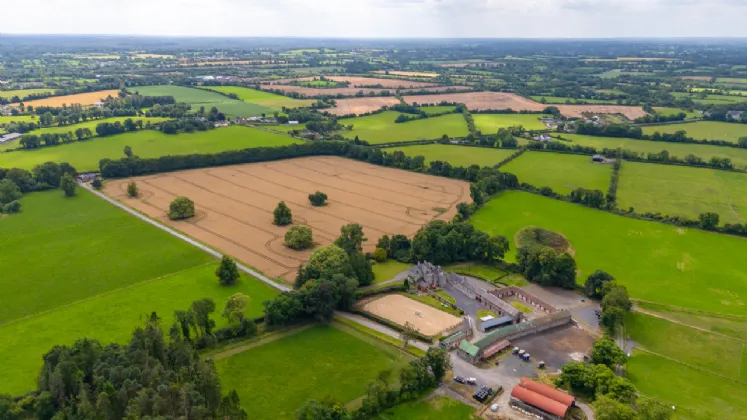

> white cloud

[{"left": 1, "top": 0, "right": 746, "bottom": 38}]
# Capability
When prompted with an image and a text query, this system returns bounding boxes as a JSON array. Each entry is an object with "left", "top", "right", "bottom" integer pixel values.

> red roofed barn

[{"left": 510, "top": 378, "right": 575, "bottom": 420}]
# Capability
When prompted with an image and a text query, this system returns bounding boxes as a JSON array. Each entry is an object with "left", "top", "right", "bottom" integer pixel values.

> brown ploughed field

[
  {"left": 326, "top": 97, "right": 401, "bottom": 116},
  {"left": 104, "top": 156, "right": 469, "bottom": 282}
]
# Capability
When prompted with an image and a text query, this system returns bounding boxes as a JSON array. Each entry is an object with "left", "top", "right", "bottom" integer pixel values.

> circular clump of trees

[
  {"left": 273, "top": 201, "right": 292, "bottom": 225},
  {"left": 285, "top": 225, "right": 313, "bottom": 250},
  {"left": 308, "top": 191, "right": 328, "bottom": 206},
  {"left": 168, "top": 196, "right": 195, "bottom": 220}
]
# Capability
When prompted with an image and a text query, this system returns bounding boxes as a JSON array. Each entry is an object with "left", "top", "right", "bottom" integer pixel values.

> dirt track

[
  {"left": 360, "top": 294, "right": 463, "bottom": 337},
  {"left": 104, "top": 156, "right": 468, "bottom": 282}
]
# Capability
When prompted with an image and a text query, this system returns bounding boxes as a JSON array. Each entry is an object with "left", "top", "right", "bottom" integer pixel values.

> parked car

[
  {"left": 454, "top": 376, "right": 466, "bottom": 384},
  {"left": 466, "top": 377, "right": 477, "bottom": 385}
]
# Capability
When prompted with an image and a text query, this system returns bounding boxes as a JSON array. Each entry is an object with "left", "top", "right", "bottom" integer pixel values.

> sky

[{"left": 3, "top": 0, "right": 747, "bottom": 38}]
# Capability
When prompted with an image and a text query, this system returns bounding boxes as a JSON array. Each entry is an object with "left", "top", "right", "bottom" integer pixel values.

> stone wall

[{"left": 490, "top": 286, "right": 558, "bottom": 314}]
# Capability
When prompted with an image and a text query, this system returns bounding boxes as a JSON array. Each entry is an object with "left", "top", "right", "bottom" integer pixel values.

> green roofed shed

[{"left": 459, "top": 340, "right": 479, "bottom": 357}]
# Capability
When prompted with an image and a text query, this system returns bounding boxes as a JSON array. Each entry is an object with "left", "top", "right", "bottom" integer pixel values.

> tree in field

[
  {"left": 285, "top": 225, "right": 313, "bottom": 250},
  {"left": 602, "top": 286, "right": 632, "bottom": 311},
  {"left": 592, "top": 395, "right": 638, "bottom": 420},
  {"left": 699, "top": 212, "right": 720, "bottom": 230},
  {"left": 91, "top": 177, "right": 103, "bottom": 190},
  {"left": 168, "top": 196, "right": 195, "bottom": 220},
  {"left": 124, "top": 145, "right": 133, "bottom": 158},
  {"left": 60, "top": 173, "right": 76, "bottom": 197},
  {"left": 127, "top": 181, "right": 138, "bottom": 198},
  {"left": 585, "top": 270, "right": 615, "bottom": 299},
  {"left": 334, "top": 223, "right": 367, "bottom": 256},
  {"left": 590, "top": 338, "right": 628, "bottom": 368},
  {"left": 308, "top": 191, "right": 328, "bottom": 206},
  {"left": 601, "top": 306, "right": 625, "bottom": 333},
  {"left": 400, "top": 322, "right": 420, "bottom": 348},
  {"left": 273, "top": 201, "right": 292, "bottom": 225},
  {"left": 638, "top": 398, "right": 674, "bottom": 420},
  {"left": 216, "top": 255, "right": 240, "bottom": 286},
  {"left": 222, "top": 293, "right": 249, "bottom": 324},
  {"left": 0, "top": 179, "right": 22, "bottom": 204}
]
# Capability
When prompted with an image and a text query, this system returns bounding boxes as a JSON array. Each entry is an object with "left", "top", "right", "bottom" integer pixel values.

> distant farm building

[
  {"left": 534, "top": 134, "right": 552, "bottom": 142},
  {"left": 0, "top": 132, "right": 22, "bottom": 144},
  {"left": 510, "top": 377, "right": 575, "bottom": 420}
]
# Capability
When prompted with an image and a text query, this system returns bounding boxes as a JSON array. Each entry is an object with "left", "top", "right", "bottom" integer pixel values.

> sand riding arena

[
  {"left": 359, "top": 294, "right": 464, "bottom": 337},
  {"left": 103, "top": 156, "right": 469, "bottom": 282}
]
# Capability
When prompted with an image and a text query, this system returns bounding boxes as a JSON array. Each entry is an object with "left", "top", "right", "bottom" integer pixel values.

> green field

[
  {"left": 133, "top": 85, "right": 274, "bottom": 116},
  {"left": 0, "top": 125, "right": 301, "bottom": 171},
  {"left": 342, "top": 112, "right": 469, "bottom": 144},
  {"left": 197, "top": 85, "right": 314, "bottom": 110},
  {"left": 654, "top": 107, "right": 700, "bottom": 119},
  {"left": 671, "top": 92, "right": 747, "bottom": 106},
  {"left": 0, "top": 115, "right": 38, "bottom": 125},
  {"left": 0, "top": 117, "right": 171, "bottom": 151},
  {"left": 373, "top": 395, "right": 476, "bottom": 420},
  {"left": 625, "top": 312, "right": 743, "bottom": 379},
  {"left": 444, "top": 262, "right": 507, "bottom": 282},
  {"left": 216, "top": 325, "right": 412, "bottom": 420},
  {"left": 627, "top": 351, "right": 747, "bottom": 420},
  {"left": 386, "top": 144, "right": 516, "bottom": 167},
  {"left": 635, "top": 301, "right": 747, "bottom": 341},
  {"left": 716, "top": 77, "right": 747, "bottom": 85},
  {"left": 420, "top": 105, "right": 456, "bottom": 115},
  {"left": 560, "top": 133, "right": 747, "bottom": 171},
  {"left": 616, "top": 161, "right": 747, "bottom": 224},
  {"left": 642, "top": 121, "right": 747, "bottom": 143},
  {"left": 500, "top": 151, "right": 611, "bottom": 194},
  {"left": 372, "top": 260, "right": 412, "bottom": 284},
  {"left": 472, "top": 113, "right": 551, "bottom": 133},
  {"left": 530, "top": 96, "right": 614, "bottom": 104},
  {"left": 470, "top": 190, "right": 747, "bottom": 316},
  {"left": 0, "top": 88, "right": 54, "bottom": 99}
]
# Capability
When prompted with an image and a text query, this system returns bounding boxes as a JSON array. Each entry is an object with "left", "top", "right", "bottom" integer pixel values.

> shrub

[
  {"left": 168, "top": 196, "right": 195, "bottom": 220},
  {"left": 308, "top": 191, "right": 328, "bottom": 206},
  {"left": 0, "top": 178, "right": 22, "bottom": 204},
  {"left": 127, "top": 181, "right": 138, "bottom": 198},
  {"left": 91, "top": 178, "right": 103, "bottom": 190},
  {"left": 3, "top": 200, "right": 21, "bottom": 214},
  {"left": 373, "top": 247, "right": 387, "bottom": 262},
  {"left": 273, "top": 201, "right": 292, "bottom": 225},
  {"left": 285, "top": 225, "right": 313, "bottom": 250}
]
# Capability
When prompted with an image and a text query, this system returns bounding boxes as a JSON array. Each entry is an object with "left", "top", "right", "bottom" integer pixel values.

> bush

[
  {"left": 60, "top": 173, "right": 76, "bottom": 197},
  {"left": 308, "top": 191, "right": 328, "bottom": 206},
  {"left": 91, "top": 178, "right": 103, "bottom": 190},
  {"left": 273, "top": 201, "right": 292, "bottom": 225},
  {"left": 0, "top": 178, "right": 22, "bottom": 204},
  {"left": 373, "top": 247, "right": 387, "bottom": 262},
  {"left": 2, "top": 200, "right": 21, "bottom": 214},
  {"left": 127, "top": 181, "right": 138, "bottom": 198},
  {"left": 168, "top": 196, "right": 195, "bottom": 220},
  {"left": 285, "top": 225, "right": 313, "bottom": 250}
]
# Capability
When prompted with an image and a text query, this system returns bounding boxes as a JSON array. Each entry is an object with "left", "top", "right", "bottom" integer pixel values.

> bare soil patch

[
  {"left": 402, "top": 92, "right": 547, "bottom": 112},
  {"left": 327, "top": 97, "right": 401, "bottom": 116},
  {"left": 372, "top": 71, "right": 439, "bottom": 78},
  {"left": 555, "top": 104, "right": 647, "bottom": 119},
  {"left": 324, "top": 76, "right": 436, "bottom": 88},
  {"left": 16, "top": 90, "right": 120, "bottom": 107},
  {"left": 104, "top": 156, "right": 468, "bottom": 282},
  {"left": 359, "top": 294, "right": 463, "bottom": 337},
  {"left": 260, "top": 84, "right": 391, "bottom": 98}
]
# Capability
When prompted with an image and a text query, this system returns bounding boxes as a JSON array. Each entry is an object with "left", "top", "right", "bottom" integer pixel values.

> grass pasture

[
  {"left": 386, "top": 144, "right": 516, "bottom": 167},
  {"left": 529, "top": 96, "right": 614, "bottom": 104},
  {"left": 472, "top": 113, "right": 551, "bottom": 133},
  {"left": 0, "top": 115, "right": 38, "bottom": 125},
  {"left": 372, "top": 260, "right": 412, "bottom": 284},
  {"left": 373, "top": 395, "right": 476, "bottom": 420},
  {"left": 654, "top": 107, "right": 701, "bottom": 119},
  {"left": 616, "top": 161, "right": 747, "bottom": 225},
  {"left": 635, "top": 301, "right": 747, "bottom": 341},
  {"left": 500, "top": 151, "right": 612, "bottom": 194},
  {"left": 0, "top": 125, "right": 301, "bottom": 171},
  {"left": 671, "top": 92, "right": 747, "bottom": 106},
  {"left": 642, "top": 121, "right": 747, "bottom": 143},
  {"left": 216, "top": 325, "right": 412, "bottom": 420},
  {"left": 420, "top": 105, "right": 456, "bottom": 115},
  {"left": 560, "top": 133, "right": 747, "bottom": 171},
  {"left": 470, "top": 190, "right": 747, "bottom": 316},
  {"left": 0, "top": 88, "right": 55, "bottom": 99},
  {"left": 342, "top": 111, "right": 469, "bottom": 144},
  {"left": 197, "top": 85, "right": 314, "bottom": 110},
  {"left": 133, "top": 85, "right": 274, "bottom": 116}
]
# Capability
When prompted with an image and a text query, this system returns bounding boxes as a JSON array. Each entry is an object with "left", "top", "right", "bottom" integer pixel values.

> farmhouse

[
  {"left": 727, "top": 110, "right": 744, "bottom": 120},
  {"left": 534, "top": 134, "right": 552, "bottom": 142},
  {"left": 510, "top": 378, "right": 575, "bottom": 420}
]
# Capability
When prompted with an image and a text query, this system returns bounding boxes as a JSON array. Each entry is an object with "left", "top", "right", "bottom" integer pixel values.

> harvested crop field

[
  {"left": 104, "top": 156, "right": 469, "bottom": 282},
  {"left": 324, "top": 76, "right": 436, "bottom": 88},
  {"left": 359, "top": 294, "right": 463, "bottom": 337},
  {"left": 402, "top": 92, "right": 546, "bottom": 112},
  {"left": 373, "top": 70, "right": 440, "bottom": 78},
  {"left": 15, "top": 89, "right": 120, "bottom": 107},
  {"left": 555, "top": 104, "right": 647, "bottom": 119},
  {"left": 327, "top": 96, "right": 401, "bottom": 116},
  {"left": 260, "top": 84, "right": 391, "bottom": 97},
  {"left": 400, "top": 86, "right": 472, "bottom": 93}
]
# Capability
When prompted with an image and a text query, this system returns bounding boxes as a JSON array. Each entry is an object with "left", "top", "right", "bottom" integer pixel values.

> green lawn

[
  {"left": 635, "top": 301, "right": 747, "bottom": 341},
  {"left": 0, "top": 125, "right": 301, "bottom": 171},
  {"left": 0, "top": 263, "right": 278, "bottom": 395},
  {"left": 342, "top": 112, "right": 469, "bottom": 144},
  {"left": 653, "top": 107, "right": 700, "bottom": 119},
  {"left": 373, "top": 395, "right": 476, "bottom": 419},
  {"left": 197, "top": 85, "right": 314, "bottom": 110},
  {"left": 616, "top": 161, "right": 747, "bottom": 225},
  {"left": 216, "top": 325, "right": 412, "bottom": 420},
  {"left": 627, "top": 351, "right": 747, "bottom": 420},
  {"left": 470, "top": 190, "right": 747, "bottom": 316},
  {"left": 500, "top": 151, "right": 612, "bottom": 194},
  {"left": 372, "top": 260, "right": 412, "bottom": 284},
  {"left": 420, "top": 106, "right": 456, "bottom": 115},
  {"left": 625, "top": 312, "right": 743, "bottom": 379},
  {"left": 0, "top": 117, "right": 171, "bottom": 151},
  {"left": 386, "top": 144, "right": 516, "bottom": 168},
  {"left": 0, "top": 88, "right": 54, "bottom": 99},
  {"left": 133, "top": 85, "right": 275, "bottom": 116},
  {"left": 642, "top": 121, "right": 747, "bottom": 143},
  {"left": 444, "top": 262, "right": 506, "bottom": 282},
  {"left": 0, "top": 115, "right": 38, "bottom": 125},
  {"left": 472, "top": 113, "right": 551, "bottom": 133},
  {"left": 560, "top": 133, "right": 747, "bottom": 171}
]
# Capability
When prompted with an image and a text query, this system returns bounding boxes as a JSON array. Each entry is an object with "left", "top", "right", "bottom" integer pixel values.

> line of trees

[{"left": 0, "top": 162, "right": 78, "bottom": 214}]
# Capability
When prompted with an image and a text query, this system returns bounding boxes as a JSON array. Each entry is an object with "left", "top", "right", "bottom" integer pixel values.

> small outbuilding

[
  {"left": 591, "top": 154, "right": 605, "bottom": 163},
  {"left": 478, "top": 315, "right": 514, "bottom": 333},
  {"left": 509, "top": 378, "right": 575, "bottom": 420}
]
